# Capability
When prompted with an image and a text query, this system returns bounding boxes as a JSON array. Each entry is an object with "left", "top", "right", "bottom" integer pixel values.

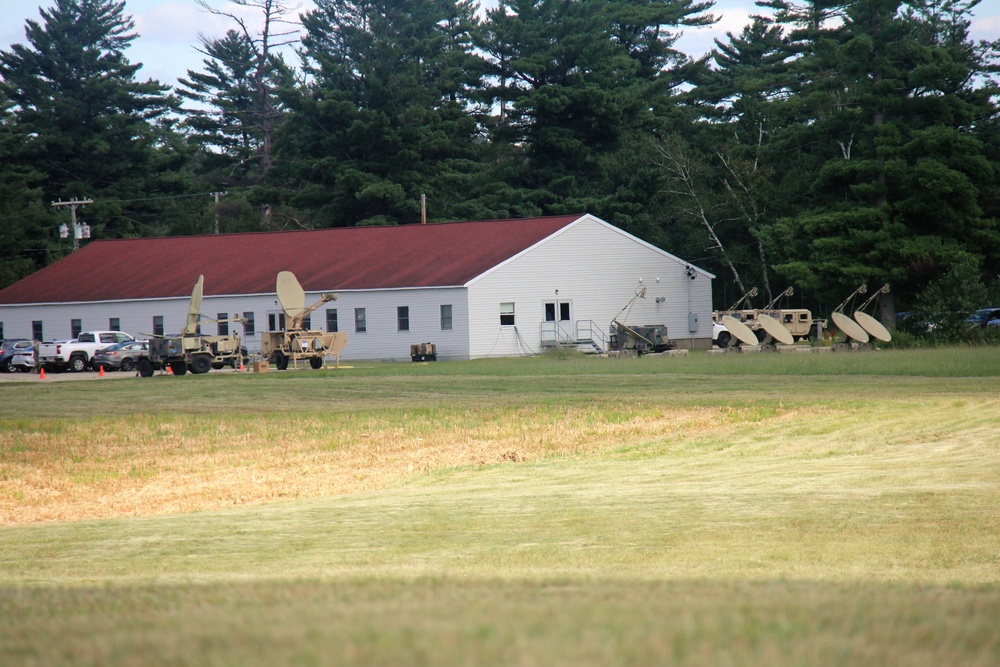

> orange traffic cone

[
  {"left": 99, "top": 365, "right": 105, "bottom": 377},
  {"left": 39, "top": 368, "right": 46, "bottom": 380},
  {"left": 166, "top": 364, "right": 173, "bottom": 375}
]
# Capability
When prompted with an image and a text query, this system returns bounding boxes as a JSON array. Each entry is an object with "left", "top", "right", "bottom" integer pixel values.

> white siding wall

[
  {"left": 306, "top": 287, "right": 469, "bottom": 361},
  {"left": 466, "top": 216, "right": 713, "bottom": 358},
  {"left": 0, "top": 287, "right": 471, "bottom": 362}
]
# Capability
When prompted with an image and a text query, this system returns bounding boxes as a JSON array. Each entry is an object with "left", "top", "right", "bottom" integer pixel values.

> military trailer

[
  {"left": 260, "top": 271, "right": 348, "bottom": 370},
  {"left": 608, "top": 321, "right": 674, "bottom": 355}
]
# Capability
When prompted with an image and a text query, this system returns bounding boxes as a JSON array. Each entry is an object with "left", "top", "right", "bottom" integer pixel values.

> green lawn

[{"left": 1, "top": 349, "right": 999, "bottom": 666}]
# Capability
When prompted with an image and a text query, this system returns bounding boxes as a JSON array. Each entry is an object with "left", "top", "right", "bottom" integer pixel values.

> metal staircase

[{"left": 539, "top": 320, "right": 607, "bottom": 354}]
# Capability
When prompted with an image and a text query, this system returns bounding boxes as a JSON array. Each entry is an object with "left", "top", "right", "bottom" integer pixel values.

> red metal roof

[{"left": 0, "top": 215, "right": 583, "bottom": 304}]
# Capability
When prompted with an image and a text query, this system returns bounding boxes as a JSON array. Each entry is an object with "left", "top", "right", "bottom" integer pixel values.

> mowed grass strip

[{"left": 2, "top": 579, "right": 998, "bottom": 667}]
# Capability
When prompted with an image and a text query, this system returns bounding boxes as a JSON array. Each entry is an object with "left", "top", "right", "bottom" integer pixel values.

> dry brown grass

[{"left": 1, "top": 404, "right": 752, "bottom": 524}]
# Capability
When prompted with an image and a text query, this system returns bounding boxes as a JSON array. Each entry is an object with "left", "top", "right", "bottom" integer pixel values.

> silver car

[{"left": 93, "top": 340, "right": 149, "bottom": 372}]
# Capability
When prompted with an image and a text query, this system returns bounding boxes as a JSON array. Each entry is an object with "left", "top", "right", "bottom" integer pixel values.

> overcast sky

[{"left": 3, "top": 0, "right": 999, "bottom": 88}]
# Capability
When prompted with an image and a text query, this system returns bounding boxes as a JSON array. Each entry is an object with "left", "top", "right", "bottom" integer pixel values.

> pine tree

[
  {"left": 270, "top": 0, "right": 488, "bottom": 227},
  {"left": 0, "top": 0, "right": 183, "bottom": 243},
  {"left": 763, "top": 0, "right": 1000, "bottom": 309},
  {"left": 177, "top": 31, "right": 261, "bottom": 173}
]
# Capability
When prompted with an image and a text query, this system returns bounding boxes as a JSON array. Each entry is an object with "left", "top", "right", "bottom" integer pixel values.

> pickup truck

[{"left": 38, "top": 331, "right": 136, "bottom": 372}]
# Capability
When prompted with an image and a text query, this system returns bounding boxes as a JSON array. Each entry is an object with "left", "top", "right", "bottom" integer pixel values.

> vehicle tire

[
  {"left": 273, "top": 350, "right": 288, "bottom": 371},
  {"left": 0, "top": 359, "right": 10, "bottom": 373},
  {"left": 120, "top": 358, "right": 135, "bottom": 373},
  {"left": 69, "top": 355, "right": 88, "bottom": 373},
  {"left": 716, "top": 331, "right": 731, "bottom": 349},
  {"left": 137, "top": 358, "right": 154, "bottom": 377},
  {"left": 170, "top": 360, "right": 188, "bottom": 376},
  {"left": 309, "top": 356, "right": 323, "bottom": 369},
  {"left": 190, "top": 355, "right": 212, "bottom": 375},
  {"left": 754, "top": 329, "right": 768, "bottom": 343}
]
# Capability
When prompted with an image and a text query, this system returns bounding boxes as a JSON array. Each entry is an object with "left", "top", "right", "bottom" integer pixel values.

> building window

[
  {"left": 500, "top": 302, "right": 515, "bottom": 326},
  {"left": 440, "top": 304, "right": 453, "bottom": 331},
  {"left": 71, "top": 319, "right": 82, "bottom": 338},
  {"left": 303, "top": 313, "right": 312, "bottom": 330},
  {"left": 217, "top": 313, "right": 229, "bottom": 336},
  {"left": 355, "top": 308, "right": 366, "bottom": 333},
  {"left": 397, "top": 306, "right": 409, "bottom": 332},
  {"left": 0, "top": 322, "right": 4, "bottom": 339},
  {"left": 268, "top": 313, "right": 286, "bottom": 331},
  {"left": 243, "top": 312, "right": 255, "bottom": 336},
  {"left": 32, "top": 321, "right": 43, "bottom": 341},
  {"left": 153, "top": 316, "right": 164, "bottom": 336},
  {"left": 326, "top": 308, "right": 338, "bottom": 332},
  {"left": 109, "top": 318, "right": 120, "bottom": 331}
]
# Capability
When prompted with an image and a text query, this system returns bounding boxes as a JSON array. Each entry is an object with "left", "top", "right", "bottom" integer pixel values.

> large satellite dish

[
  {"left": 184, "top": 275, "right": 205, "bottom": 335},
  {"left": 276, "top": 270, "right": 306, "bottom": 320},
  {"left": 831, "top": 311, "right": 870, "bottom": 343},
  {"left": 721, "top": 315, "right": 760, "bottom": 346},
  {"left": 757, "top": 313, "right": 794, "bottom": 345},
  {"left": 854, "top": 311, "right": 891, "bottom": 342}
]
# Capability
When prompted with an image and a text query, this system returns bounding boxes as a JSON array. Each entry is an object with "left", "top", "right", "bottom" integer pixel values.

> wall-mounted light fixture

[{"left": 655, "top": 297, "right": 665, "bottom": 304}]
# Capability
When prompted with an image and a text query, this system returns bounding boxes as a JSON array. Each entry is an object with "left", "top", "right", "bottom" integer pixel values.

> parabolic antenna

[
  {"left": 853, "top": 311, "right": 892, "bottom": 342},
  {"left": 831, "top": 311, "right": 870, "bottom": 343},
  {"left": 276, "top": 270, "right": 306, "bottom": 319},
  {"left": 758, "top": 313, "right": 794, "bottom": 345},
  {"left": 721, "top": 315, "right": 760, "bottom": 346},
  {"left": 184, "top": 275, "right": 205, "bottom": 335}
]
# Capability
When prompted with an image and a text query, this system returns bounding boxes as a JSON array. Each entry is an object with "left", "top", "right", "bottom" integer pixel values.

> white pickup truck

[{"left": 38, "top": 331, "right": 136, "bottom": 372}]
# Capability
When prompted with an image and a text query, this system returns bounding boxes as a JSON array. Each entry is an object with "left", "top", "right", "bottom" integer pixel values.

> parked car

[
  {"left": 93, "top": 340, "right": 149, "bottom": 372},
  {"left": 38, "top": 330, "right": 136, "bottom": 372},
  {"left": 8, "top": 346, "right": 36, "bottom": 373},
  {"left": 966, "top": 308, "right": 1000, "bottom": 328},
  {"left": 0, "top": 339, "right": 33, "bottom": 372}
]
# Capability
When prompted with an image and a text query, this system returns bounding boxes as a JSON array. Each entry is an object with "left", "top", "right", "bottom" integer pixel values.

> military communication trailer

[
  {"left": 137, "top": 275, "right": 245, "bottom": 377},
  {"left": 261, "top": 271, "right": 348, "bottom": 370},
  {"left": 608, "top": 321, "right": 675, "bottom": 355},
  {"left": 606, "top": 286, "right": 676, "bottom": 356}
]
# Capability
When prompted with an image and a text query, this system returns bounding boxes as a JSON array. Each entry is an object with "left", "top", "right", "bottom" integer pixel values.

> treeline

[{"left": 2, "top": 0, "right": 999, "bottom": 317}]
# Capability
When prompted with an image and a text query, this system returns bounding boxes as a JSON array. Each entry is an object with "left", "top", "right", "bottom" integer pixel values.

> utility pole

[
  {"left": 211, "top": 191, "right": 229, "bottom": 234},
  {"left": 52, "top": 198, "right": 94, "bottom": 251}
]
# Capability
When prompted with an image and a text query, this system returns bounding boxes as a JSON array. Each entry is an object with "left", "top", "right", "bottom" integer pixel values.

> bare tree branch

[{"left": 653, "top": 139, "right": 748, "bottom": 296}]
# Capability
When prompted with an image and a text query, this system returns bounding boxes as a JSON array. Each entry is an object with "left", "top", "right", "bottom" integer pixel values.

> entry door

[{"left": 544, "top": 301, "right": 574, "bottom": 342}]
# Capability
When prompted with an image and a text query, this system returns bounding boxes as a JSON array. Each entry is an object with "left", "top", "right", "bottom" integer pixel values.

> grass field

[{"left": 1, "top": 348, "right": 999, "bottom": 666}]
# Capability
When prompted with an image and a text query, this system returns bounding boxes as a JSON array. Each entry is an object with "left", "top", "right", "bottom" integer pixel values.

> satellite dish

[
  {"left": 721, "top": 315, "right": 760, "bottom": 346},
  {"left": 831, "top": 311, "right": 870, "bottom": 343},
  {"left": 758, "top": 313, "right": 794, "bottom": 345},
  {"left": 276, "top": 270, "right": 306, "bottom": 320},
  {"left": 854, "top": 311, "right": 892, "bottom": 342},
  {"left": 184, "top": 275, "right": 205, "bottom": 336}
]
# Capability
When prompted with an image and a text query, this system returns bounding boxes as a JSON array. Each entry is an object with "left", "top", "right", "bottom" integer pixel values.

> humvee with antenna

[
  {"left": 714, "top": 288, "right": 819, "bottom": 347},
  {"left": 260, "top": 271, "right": 348, "bottom": 370}
]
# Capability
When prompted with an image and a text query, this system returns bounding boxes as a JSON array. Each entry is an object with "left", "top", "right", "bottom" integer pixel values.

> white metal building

[{"left": 0, "top": 214, "right": 715, "bottom": 360}]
